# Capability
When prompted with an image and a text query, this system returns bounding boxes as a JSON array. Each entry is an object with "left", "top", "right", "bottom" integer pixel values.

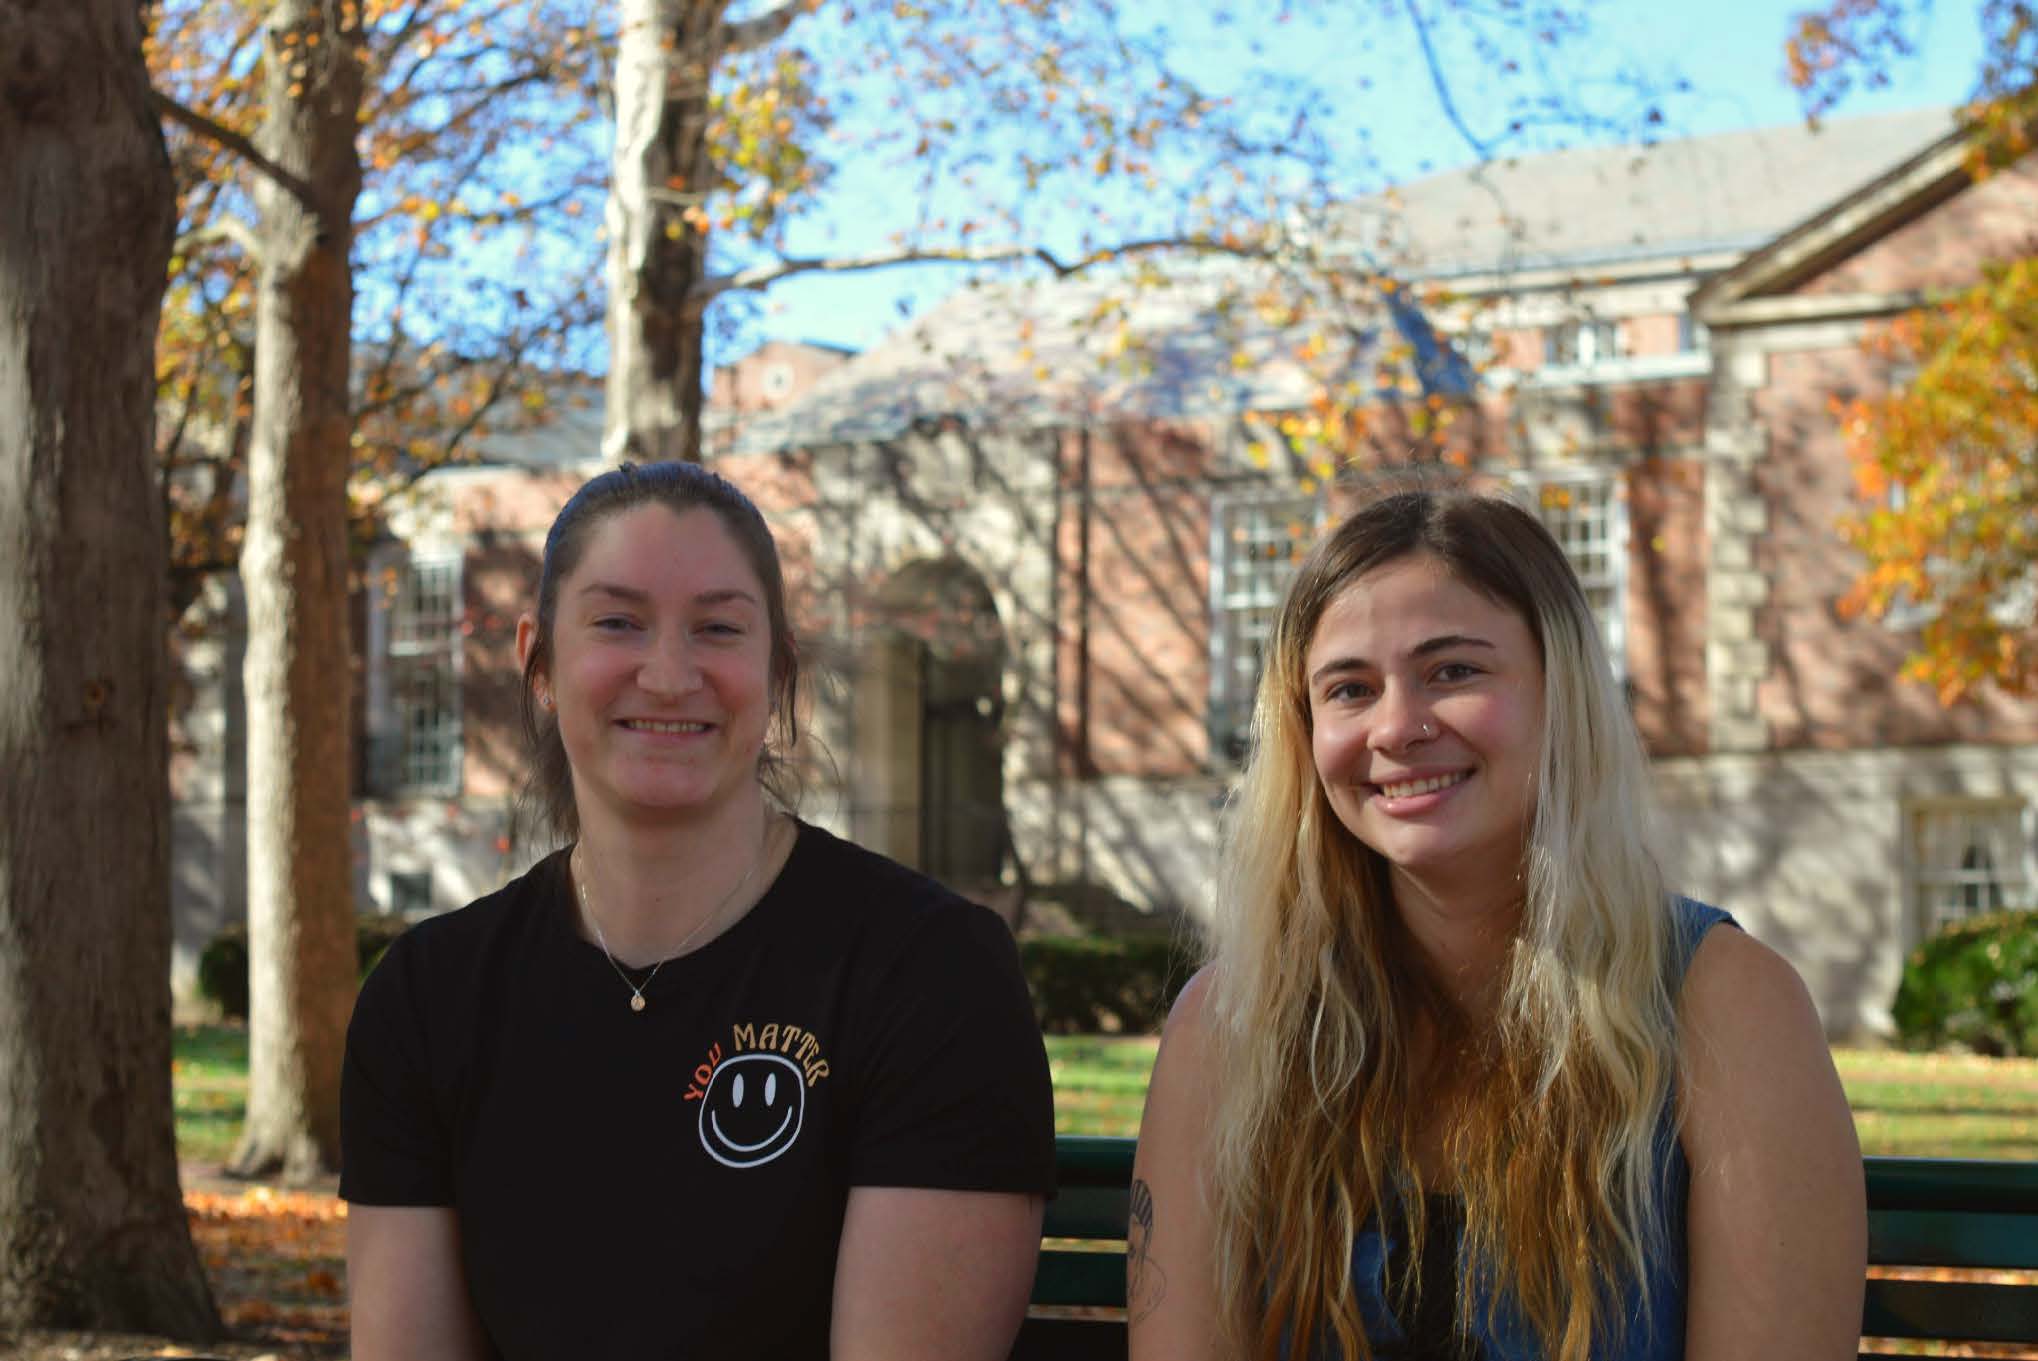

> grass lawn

[
  {"left": 173, "top": 1022, "right": 252, "bottom": 1163},
  {"left": 1837, "top": 1047, "right": 2038, "bottom": 1161},
  {"left": 173, "top": 1025, "right": 2038, "bottom": 1161},
  {"left": 1043, "top": 1033, "right": 2038, "bottom": 1158},
  {"left": 1045, "top": 1034, "right": 1162, "bottom": 1137}
]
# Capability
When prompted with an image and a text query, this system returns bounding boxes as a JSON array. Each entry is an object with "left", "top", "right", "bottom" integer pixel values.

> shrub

[
  {"left": 196, "top": 915, "right": 413, "bottom": 1021},
  {"left": 195, "top": 927, "right": 251, "bottom": 1021},
  {"left": 1892, "top": 908, "right": 2038, "bottom": 1057},
  {"left": 1018, "top": 935, "right": 1199, "bottom": 1035}
]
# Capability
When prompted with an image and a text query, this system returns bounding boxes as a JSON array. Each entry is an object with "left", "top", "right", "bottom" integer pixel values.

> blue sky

[{"left": 734, "top": 0, "right": 1987, "bottom": 359}]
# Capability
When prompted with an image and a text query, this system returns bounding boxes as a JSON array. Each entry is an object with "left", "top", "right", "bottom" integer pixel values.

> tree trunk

[
  {"left": 229, "top": 0, "right": 365, "bottom": 1184},
  {"left": 603, "top": 0, "right": 719, "bottom": 463},
  {"left": 0, "top": 0, "right": 221, "bottom": 1335}
]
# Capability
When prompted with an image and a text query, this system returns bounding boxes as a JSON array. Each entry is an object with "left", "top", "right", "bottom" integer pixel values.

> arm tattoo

[{"left": 1127, "top": 1176, "right": 1169, "bottom": 1325}]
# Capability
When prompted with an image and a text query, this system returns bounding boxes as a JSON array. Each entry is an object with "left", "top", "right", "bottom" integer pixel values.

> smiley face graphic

[{"left": 697, "top": 1052, "right": 805, "bottom": 1168}]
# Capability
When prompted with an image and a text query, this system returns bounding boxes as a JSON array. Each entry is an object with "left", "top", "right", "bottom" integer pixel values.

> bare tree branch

[
  {"left": 427, "top": 343, "right": 529, "bottom": 466},
  {"left": 174, "top": 215, "right": 260, "bottom": 257},
  {"left": 1401, "top": 0, "right": 1492, "bottom": 160},
  {"left": 150, "top": 89, "right": 320, "bottom": 218},
  {"left": 720, "top": 0, "right": 808, "bottom": 56},
  {"left": 698, "top": 234, "right": 1266, "bottom": 301},
  {"left": 645, "top": 184, "right": 712, "bottom": 209}
]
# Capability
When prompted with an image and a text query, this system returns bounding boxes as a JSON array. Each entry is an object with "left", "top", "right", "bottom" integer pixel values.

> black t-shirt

[{"left": 340, "top": 820, "right": 1056, "bottom": 1360}]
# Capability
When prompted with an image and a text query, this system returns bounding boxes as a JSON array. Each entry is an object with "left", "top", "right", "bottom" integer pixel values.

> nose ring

[{"left": 1419, "top": 721, "right": 1435, "bottom": 739}]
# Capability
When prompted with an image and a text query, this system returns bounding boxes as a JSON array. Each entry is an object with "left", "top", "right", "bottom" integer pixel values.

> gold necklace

[{"left": 574, "top": 821, "right": 769, "bottom": 1013}]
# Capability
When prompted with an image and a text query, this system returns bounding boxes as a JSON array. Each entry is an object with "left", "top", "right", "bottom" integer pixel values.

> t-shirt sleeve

[
  {"left": 339, "top": 930, "right": 455, "bottom": 1206},
  {"left": 845, "top": 901, "right": 1055, "bottom": 1196}
]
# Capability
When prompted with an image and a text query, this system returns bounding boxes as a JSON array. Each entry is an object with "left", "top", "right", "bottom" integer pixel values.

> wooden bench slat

[
  {"left": 1043, "top": 1184, "right": 1132, "bottom": 1240},
  {"left": 1010, "top": 1314, "right": 1129, "bottom": 1361},
  {"left": 1033, "top": 1248, "right": 1129, "bottom": 1309},
  {"left": 1870, "top": 1207, "right": 2038, "bottom": 1268},
  {"left": 1053, "top": 1134, "right": 1138, "bottom": 1184},
  {"left": 1862, "top": 1278, "right": 2038, "bottom": 1342},
  {"left": 1026, "top": 1136, "right": 2038, "bottom": 1355},
  {"left": 1865, "top": 1157, "right": 2038, "bottom": 1214}
]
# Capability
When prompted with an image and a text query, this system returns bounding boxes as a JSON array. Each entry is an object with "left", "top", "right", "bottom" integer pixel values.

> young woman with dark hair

[
  {"left": 341, "top": 461, "right": 1054, "bottom": 1360},
  {"left": 1130, "top": 488, "right": 1864, "bottom": 1360}
]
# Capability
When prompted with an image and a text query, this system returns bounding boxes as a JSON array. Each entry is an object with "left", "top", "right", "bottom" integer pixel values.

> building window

[
  {"left": 1678, "top": 312, "right": 1710, "bottom": 355},
  {"left": 1209, "top": 490, "right": 1320, "bottom": 762},
  {"left": 1910, "top": 802, "right": 2033, "bottom": 935},
  {"left": 1544, "top": 318, "right": 1624, "bottom": 368},
  {"left": 1456, "top": 328, "right": 1496, "bottom": 371},
  {"left": 1514, "top": 470, "right": 1627, "bottom": 676},
  {"left": 368, "top": 554, "right": 463, "bottom": 797},
  {"left": 388, "top": 869, "right": 435, "bottom": 916}
]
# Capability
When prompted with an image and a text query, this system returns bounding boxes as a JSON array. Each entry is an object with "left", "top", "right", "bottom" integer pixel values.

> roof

[
  {"left": 455, "top": 379, "right": 605, "bottom": 471},
  {"left": 721, "top": 107, "right": 1960, "bottom": 453},
  {"left": 726, "top": 259, "right": 1359, "bottom": 455},
  {"left": 1694, "top": 114, "right": 1974, "bottom": 317},
  {"left": 1367, "top": 106, "right": 1957, "bottom": 277}
]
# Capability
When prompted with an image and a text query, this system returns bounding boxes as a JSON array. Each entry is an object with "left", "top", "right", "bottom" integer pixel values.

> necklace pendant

[{"left": 630, "top": 993, "right": 647, "bottom": 1013}]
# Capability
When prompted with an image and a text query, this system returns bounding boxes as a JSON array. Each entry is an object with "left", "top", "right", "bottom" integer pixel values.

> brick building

[{"left": 171, "top": 109, "right": 2038, "bottom": 1036}]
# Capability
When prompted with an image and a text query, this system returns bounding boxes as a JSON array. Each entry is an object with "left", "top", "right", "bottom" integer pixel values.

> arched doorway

[{"left": 854, "top": 559, "right": 1008, "bottom": 899}]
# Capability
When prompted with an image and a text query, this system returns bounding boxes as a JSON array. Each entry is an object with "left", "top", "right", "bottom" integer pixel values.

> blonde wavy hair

[{"left": 1206, "top": 488, "right": 1681, "bottom": 1360}]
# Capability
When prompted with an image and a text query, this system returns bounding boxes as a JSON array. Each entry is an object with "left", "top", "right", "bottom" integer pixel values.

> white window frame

[
  {"left": 1906, "top": 799, "right": 2036, "bottom": 937},
  {"left": 1208, "top": 487, "right": 1322, "bottom": 763},
  {"left": 1511, "top": 467, "right": 1628, "bottom": 680},
  {"left": 366, "top": 550, "right": 464, "bottom": 797},
  {"left": 1678, "top": 312, "right": 1710, "bottom": 355},
  {"left": 1545, "top": 317, "right": 1625, "bottom": 368}
]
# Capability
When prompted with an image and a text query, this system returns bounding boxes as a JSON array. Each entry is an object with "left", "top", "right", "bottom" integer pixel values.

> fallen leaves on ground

[
  {"left": 1, "top": 1331, "right": 311, "bottom": 1360},
  {"left": 185, "top": 1185, "right": 349, "bottom": 1347},
  {"left": 6, "top": 1187, "right": 352, "bottom": 1360}
]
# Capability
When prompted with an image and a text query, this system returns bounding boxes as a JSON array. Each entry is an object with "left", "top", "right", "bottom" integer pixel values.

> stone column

[{"left": 1703, "top": 336, "right": 1773, "bottom": 753}]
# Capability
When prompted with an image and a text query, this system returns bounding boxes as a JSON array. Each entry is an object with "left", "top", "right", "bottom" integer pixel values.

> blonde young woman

[{"left": 1131, "top": 489, "right": 1865, "bottom": 1360}]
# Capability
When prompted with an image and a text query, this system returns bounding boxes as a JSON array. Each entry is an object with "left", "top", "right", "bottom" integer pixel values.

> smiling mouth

[
  {"left": 710, "top": 1107, "right": 793, "bottom": 1153},
  {"left": 619, "top": 719, "right": 712, "bottom": 735},
  {"left": 1373, "top": 771, "right": 1470, "bottom": 799}
]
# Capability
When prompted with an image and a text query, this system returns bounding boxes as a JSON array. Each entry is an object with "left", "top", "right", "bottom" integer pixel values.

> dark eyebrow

[
  {"left": 1413, "top": 633, "right": 1496, "bottom": 658},
  {"left": 1308, "top": 634, "right": 1496, "bottom": 686},
  {"left": 579, "top": 581, "right": 650, "bottom": 605},
  {"left": 577, "top": 581, "right": 760, "bottom": 608}
]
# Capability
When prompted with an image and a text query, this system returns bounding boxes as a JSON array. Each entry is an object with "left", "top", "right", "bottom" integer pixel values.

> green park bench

[{"left": 1012, "top": 1134, "right": 2038, "bottom": 1360}]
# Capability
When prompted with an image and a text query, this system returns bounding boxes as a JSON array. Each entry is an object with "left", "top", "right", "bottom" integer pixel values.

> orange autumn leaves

[
  {"left": 1834, "top": 257, "right": 2038, "bottom": 705},
  {"left": 186, "top": 1186, "right": 349, "bottom": 1345},
  {"left": 1787, "top": 1, "right": 2038, "bottom": 707},
  {"left": 146, "top": 0, "right": 607, "bottom": 585},
  {"left": 1788, "top": 1, "right": 2038, "bottom": 169}
]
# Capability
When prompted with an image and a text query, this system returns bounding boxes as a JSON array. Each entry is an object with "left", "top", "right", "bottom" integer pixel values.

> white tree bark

[
  {"left": 603, "top": 0, "right": 723, "bottom": 463},
  {"left": 229, "top": 0, "right": 366, "bottom": 1184}
]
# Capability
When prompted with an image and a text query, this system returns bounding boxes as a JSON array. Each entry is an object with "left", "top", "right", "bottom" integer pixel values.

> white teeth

[
  {"left": 623, "top": 719, "right": 709, "bottom": 735},
  {"left": 1377, "top": 771, "right": 1469, "bottom": 799}
]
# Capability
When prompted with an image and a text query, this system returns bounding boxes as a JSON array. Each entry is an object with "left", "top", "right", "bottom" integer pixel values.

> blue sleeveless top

[{"left": 1335, "top": 897, "right": 1735, "bottom": 1361}]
